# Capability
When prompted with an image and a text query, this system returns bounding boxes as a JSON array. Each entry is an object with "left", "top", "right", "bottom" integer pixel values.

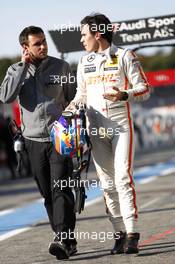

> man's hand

[
  {"left": 21, "top": 48, "right": 35, "bottom": 64},
  {"left": 103, "top": 87, "right": 124, "bottom": 102},
  {"left": 65, "top": 101, "right": 77, "bottom": 112}
]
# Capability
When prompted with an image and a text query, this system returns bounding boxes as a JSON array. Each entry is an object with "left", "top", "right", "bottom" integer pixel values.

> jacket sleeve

[
  {"left": 71, "top": 58, "right": 87, "bottom": 105},
  {"left": 123, "top": 50, "right": 150, "bottom": 102},
  {"left": 0, "top": 62, "right": 33, "bottom": 103}
]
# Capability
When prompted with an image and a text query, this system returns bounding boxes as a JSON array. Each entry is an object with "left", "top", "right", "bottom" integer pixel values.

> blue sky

[{"left": 0, "top": 0, "right": 174, "bottom": 62}]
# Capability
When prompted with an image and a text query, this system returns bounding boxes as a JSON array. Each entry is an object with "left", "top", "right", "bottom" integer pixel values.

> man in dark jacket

[{"left": 0, "top": 26, "right": 76, "bottom": 260}]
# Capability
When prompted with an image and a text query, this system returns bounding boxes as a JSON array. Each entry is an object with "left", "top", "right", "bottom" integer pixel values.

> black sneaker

[
  {"left": 124, "top": 232, "right": 140, "bottom": 254},
  {"left": 111, "top": 231, "right": 126, "bottom": 254},
  {"left": 49, "top": 238, "right": 69, "bottom": 260},
  {"left": 69, "top": 243, "right": 77, "bottom": 256},
  {"left": 69, "top": 238, "right": 77, "bottom": 256}
]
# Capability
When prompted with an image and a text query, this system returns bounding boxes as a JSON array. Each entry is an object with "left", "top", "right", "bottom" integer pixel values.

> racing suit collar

[
  {"left": 110, "top": 43, "right": 118, "bottom": 56},
  {"left": 108, "top": 44, "right": 118, "bottom": 62},
  {"left": 97, "top": 43, "right": 118, "bottom": 62}
]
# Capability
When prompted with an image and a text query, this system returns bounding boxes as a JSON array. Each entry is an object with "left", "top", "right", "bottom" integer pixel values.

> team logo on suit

[{"left": 87, "top": 54, "right": 95, "bottom": 62}]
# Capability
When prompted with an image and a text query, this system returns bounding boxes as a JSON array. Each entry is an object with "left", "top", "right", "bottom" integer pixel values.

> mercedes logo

[{"left": 87, "top": 54, "right": 95, "bottom": 62}]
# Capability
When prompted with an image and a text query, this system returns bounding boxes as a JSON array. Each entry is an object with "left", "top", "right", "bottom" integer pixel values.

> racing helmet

[{"left": 50, "top": 112, "right": 86, "bottom": 157}]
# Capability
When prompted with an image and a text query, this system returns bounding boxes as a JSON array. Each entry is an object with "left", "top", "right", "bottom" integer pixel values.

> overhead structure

[{"left": 49, "top": 14, "right": 175, "bottom": 54}]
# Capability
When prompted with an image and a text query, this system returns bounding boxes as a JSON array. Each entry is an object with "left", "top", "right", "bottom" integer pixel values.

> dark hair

[
  {"left": 19, "top": 26, "right": 44, "bottom": 46},
  {"left": 81, "top": 13, "right": 113, "bottom": 44}
]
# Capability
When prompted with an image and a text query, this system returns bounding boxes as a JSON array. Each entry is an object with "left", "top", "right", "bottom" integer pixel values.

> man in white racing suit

[{"left": 67, "top": 13, "right": 150, "bottom": 254}]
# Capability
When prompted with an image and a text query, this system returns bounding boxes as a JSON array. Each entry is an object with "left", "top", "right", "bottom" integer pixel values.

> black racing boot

[
  {"left": 111, "top": 231, "right": 126, "bottom": 254},
  {"left": 125, "top": 232, "right": 140, "bottom": 254}
]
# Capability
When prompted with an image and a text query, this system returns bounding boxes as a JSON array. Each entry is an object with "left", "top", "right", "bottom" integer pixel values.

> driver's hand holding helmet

[
  {"left": 65, "top": 101, "right": 77, "bottom": 112},
  {"left": 66, "top": 101, "right": 86, "bottom": 114}
]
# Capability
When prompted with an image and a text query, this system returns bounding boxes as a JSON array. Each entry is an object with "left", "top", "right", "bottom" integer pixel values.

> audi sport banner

[
  {"left": 145, "top": 69, "right": 175, "bottom": 87},
  {"left": 49, "top": 14, "right": 175, "bottom": 53},
  {"left": 113, "top": 14, "right": 175, "bottom": 46}
]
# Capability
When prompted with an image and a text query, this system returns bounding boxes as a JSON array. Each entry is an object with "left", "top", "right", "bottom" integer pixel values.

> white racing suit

[{"left": 72, "top": 44, "right": 150, "bottom": 233}]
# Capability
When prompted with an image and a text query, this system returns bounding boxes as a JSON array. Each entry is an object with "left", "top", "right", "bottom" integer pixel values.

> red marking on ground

[{"left": 139, "top": 227, "right": 175, "bottom": 247}]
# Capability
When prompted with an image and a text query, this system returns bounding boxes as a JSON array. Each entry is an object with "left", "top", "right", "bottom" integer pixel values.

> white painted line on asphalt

[
  {"left": 138, "top": 176, "right": 158, "bottom": 184},
  {"left": 86, "top": 194, "right": 162, "bottom": 214},
  {"left": 86, "top": 187, "right": 162, "bottom": 211},
  {"left": 0, "top": 199, "right": 103, "bottom": 242},
  {"left": 0, "top": 160, "right": 174, "bottom": 242},
  {"left": 85, "top": 197, "right": 103, "bottom": 207},
  {"left": 0, "top": 195, "right": 166, "bottom": 242},
  {"left": 159, "top": 168, "right": 175, "bottom": 176},
  {"left": 0, "top": 208, "right": 15, "bottom": 216},
  {"left": 0, "top": 198, "right": 43, "bottom": 218},
  {"left": 140, "top": 197, "right": 161, "bottom": 210},
  {"left": 134, "top": 166, "right": 152, "bottom": 173},
  {"left": 0, "top": 227, "right": 32, "bottom": 241}
]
